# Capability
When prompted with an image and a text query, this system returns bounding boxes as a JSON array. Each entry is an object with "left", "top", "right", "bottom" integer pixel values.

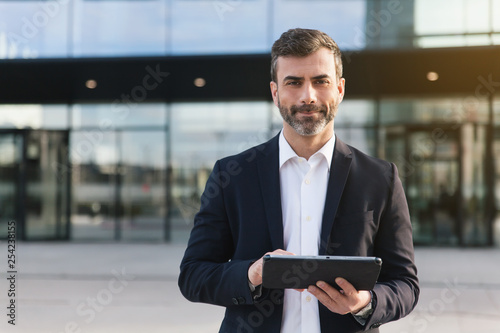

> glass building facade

[{"left": 0, "top": 0, "right": 500, "bottom": 246}]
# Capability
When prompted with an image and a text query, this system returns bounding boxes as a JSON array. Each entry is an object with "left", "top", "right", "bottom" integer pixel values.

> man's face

[{"left": 270, "top": 48, "right": 345, "bottom": 137}]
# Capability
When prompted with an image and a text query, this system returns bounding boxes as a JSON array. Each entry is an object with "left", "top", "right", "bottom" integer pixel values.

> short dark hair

[{"left": 271, "top": 28, "right": 343, "bottom": 83}]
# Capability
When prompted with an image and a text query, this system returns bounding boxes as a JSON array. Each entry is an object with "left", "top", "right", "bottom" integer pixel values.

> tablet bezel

[{"left": 262, "top": 255, "right": 382, "bottom": 290}]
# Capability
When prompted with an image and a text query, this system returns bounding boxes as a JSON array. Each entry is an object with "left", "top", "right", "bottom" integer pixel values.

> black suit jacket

[{"left": 179, "top": 134, "right": 419, "bottom": 332}]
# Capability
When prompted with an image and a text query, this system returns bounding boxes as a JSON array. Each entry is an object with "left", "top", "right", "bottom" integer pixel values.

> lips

[
  {"left": 291, "top": 105, "right": 324, "bottom": 114},
  {"left": 291, "top": 105, "right": 325, "bottom": 118}
]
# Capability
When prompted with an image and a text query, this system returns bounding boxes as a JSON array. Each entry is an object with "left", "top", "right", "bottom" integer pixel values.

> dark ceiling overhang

[{"left": 1, "top": 46, "right": 499, "bottom": 104}]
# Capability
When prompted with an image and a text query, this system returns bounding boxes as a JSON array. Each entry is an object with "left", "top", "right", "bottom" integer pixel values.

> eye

[
  {"left": 315, "top": 79, "right": 329, "bottom": 85},
  {"left": 285, "top": 81, "right": 301, "bottom": 86}
]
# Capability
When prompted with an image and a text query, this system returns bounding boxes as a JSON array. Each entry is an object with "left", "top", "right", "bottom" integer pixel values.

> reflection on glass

[
  {"left": 0, "top": 105, "right": 68, "bottom": 129},
  {"left": 170, "top": 101, "right": 270, "bottom": 241},
  {"left": 335, "top": 128, "right": 375, "bottom": 156},
  {"left": 171, "top": 0, "right": 268, "bottom": 55},
  {"left": 415, "top": 0, "right": 464, "bottom": 35},
  {"left": 120, "top": 131, "right": 166, "bottom": 241},
  {"left": 493, "top": 107, "right": 500, "bottom": 245},
  {"left": 273, "top": 0, "right": 366, "bottom": 50},
  {"left": 461, "top": 124, "right": 488, "bottom": 245},
  {"left": 380, "top": 98, "right": 489, "bottom": 125},
  {"left": 0, "top": 2, "right": 69, "bottom": 59},
  {"left": 71, "top": 131, "right": 117, "bottom": 240},
  {"left": 73, "top": 0, "right": 167, "bottom": 57},
  {"left": 25, "top": 131, "right": 70, "bottom": 239},
  {"left": 415, "top": 0, "right": 498, "bottom": 48},
  {"left": 493, "top": 98, "right": 500, "bottom": 125},
  {"left": 336, "top": 100, "right": 375, "bottom": 125},
  {"left": 72, "top": 104, "right": 167, "bottom": 128},
  {"left": 364, "top": 0, "right": 415, "bottom": 49},
  {"left": 384, "top": 128, "right": 461, "bottom": 245},
  {"left": 415, "top": 0, "right": 492, "bottom": 34},
  {"left": 0, "top": 134, "right": 20, "bottom": 238}
]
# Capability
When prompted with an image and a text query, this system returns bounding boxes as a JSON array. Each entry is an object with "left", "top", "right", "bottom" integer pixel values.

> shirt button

[
  {"left": 306, "top": 216, "right": 312, "bottom": 221},
  {"left": 305, "top": 179, "right": 310, "bottom": 185},
  {"left": 305, "top": 295, "right": 312, "bottom": 302}
]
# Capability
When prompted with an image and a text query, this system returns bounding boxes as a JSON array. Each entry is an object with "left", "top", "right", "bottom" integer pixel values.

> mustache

[{"left": 290, "top": 104, "right": 325, "bottom": 114}]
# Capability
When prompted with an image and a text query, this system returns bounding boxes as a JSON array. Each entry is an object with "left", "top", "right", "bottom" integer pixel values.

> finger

[
  {"left": 307, "top": 282, "right": 342, "bottom": 303},
  {"left": 316, "top": 281, "right": 344, "bottom": 302},
  {"left": 248, "top": 259, "right": 263, "bottom": 285},
  {"left": 307, "top": 284, "right": 342, "bottom": 313},
  {"left": 271, "top": 249, "right": 295, "bottom": 256},
  {"left": 309, "top": 282, "right": 351, "bottom": 315},
  {"left": 335, "top": 277, "right": 357, "bottom": 297}
]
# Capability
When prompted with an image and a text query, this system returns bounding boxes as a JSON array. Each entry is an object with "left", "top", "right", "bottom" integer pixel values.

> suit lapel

[
  {"left": 319, "top": 137, "right": 352, "bottom": 254},
  {"left": 256, "top": 134, "right": 284, "bottom": 250}
]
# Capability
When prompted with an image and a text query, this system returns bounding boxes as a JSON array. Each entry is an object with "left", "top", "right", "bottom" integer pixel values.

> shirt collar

[{"left": 279, "top": 130, "right": 336, "bottom": 171}]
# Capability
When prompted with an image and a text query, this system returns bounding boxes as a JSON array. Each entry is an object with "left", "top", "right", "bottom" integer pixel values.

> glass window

[
  {"left": 415, "top": 0, "right": 465, "bottom": 36},
  {"left": 26, "top": 131, "right": 70, "bottom": 239},
  {"left": 493, "top": 98, "right": 500, "bottom": 125},
  {"left": 70, "top": 131, "right": 117, "bottom": 240},
  {"left": 494, "top": 97, "right": 500, "bottom": 246},
  {"left": 495, "top": 0, "right": 500, "bottom": 31},
  {"left": 72, "top": 0, "right": 168, "bottom": 57},
  {"left": 0, "top": 1, "right": 69, "bottom": 59},
  {"left": 171, "top": 101, "right": 270, "bottom": 162},
  {"left": 170, "top": 101, "right": 271, "bottom": 242},
  {"left": 380, "top": 98, "right": 489, "bottom": 125},
  {"left": 120, "top": 130, "right": 166, "bottom": 241},
  {"left": 0, "top": 133, "right": 21, "bottom": 238},
  {"left": 0, "top": 105, "right": 68, "bottom": 129},
  {"left": 464, "top": 0, "right": 490, "bottom": 33},
  {"left": 493, "top": 33, "right": 500, "bottom": 45},
  {"left": 336, "top": 100, "right": 376, "bottom": 126},
  {"left": 272, "top": 0, "right": 366, "bottom": 50},
  {"left": 415, "top": 0, "right": 498, "bottom": 48},
  {"left": 336, "top": 127, "right": 376, "bottom": 156},
  {"left": 171, "top": 0, "right": 269, "bottom": 55},
  {"left": 71, "top": 104, "right": 167, "bottom": 128}
]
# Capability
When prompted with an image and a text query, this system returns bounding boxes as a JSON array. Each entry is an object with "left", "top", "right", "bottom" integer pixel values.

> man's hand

[
  {"left": 248, "top": 249, "right": 295, "bottom": 286},
  {"left": 307, "top": 277, "right": 371, "bottom": 315}
]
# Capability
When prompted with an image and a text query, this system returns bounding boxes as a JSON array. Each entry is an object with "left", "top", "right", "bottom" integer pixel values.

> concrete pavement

[{"left": 0, "top": 242, "right": 499, "bottom": 333}]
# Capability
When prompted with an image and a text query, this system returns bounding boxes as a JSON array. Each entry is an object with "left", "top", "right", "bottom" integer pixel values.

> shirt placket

[{"left": 300, "top": 159, "right": 320, "bottom": 333}]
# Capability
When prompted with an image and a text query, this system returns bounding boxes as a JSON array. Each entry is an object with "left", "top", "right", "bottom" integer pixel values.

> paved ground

[{"left": 0, "top": 242, "right": 499, "bottom": 333}]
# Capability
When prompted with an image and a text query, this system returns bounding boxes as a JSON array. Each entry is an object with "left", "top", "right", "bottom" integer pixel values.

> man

[{"left": 179, "top": 28, "right": 419, "bottom": 332}]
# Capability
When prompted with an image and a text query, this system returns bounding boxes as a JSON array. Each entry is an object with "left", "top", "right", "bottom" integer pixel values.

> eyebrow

[
  {"left": 282, "top": 74, "right": 332, "bottom": 83},
  {"left": 311, "top": 74, "right": 332, "bottom": 80},
  {"left": 283, "top": 75, "right": 304, "bottom": 83}
]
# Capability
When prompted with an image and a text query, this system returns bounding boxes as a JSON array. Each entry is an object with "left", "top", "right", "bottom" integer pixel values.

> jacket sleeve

[
  {"left": 365, "top": 163, "right": 420, "bottom": 330},
  {"left": 178, "top": 160, "right": 255, "bottom": 307}
]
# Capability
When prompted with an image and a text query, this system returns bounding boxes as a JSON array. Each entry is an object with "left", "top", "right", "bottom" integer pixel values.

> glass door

[
  {"left": 119, "top": 131, "right": 167, "bottom": 241},
  {"left": 0, "top": 130, "right": 70, "bottom": 240},
  {"left": 384, "top": 126, "right": 462, "bottom": 245},
  {"left": 25, "top": 130, "right": 70, "bottom": 240},
  {"left": 0, "top": 132, "right": 21, "bottom": 238},
  {"left": 405, "top": 129, "right": 461, "bottom": 245}
]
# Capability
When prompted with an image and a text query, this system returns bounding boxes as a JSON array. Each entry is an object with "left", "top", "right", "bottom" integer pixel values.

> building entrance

[
  {"left": 384, "top": 124, "right": 491, "bottom": 246},
  {"left": 0, "top": 130, "right": 70, "bottom": 240}
]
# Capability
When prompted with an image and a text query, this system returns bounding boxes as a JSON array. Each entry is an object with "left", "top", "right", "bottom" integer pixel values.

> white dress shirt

[{"left": 279, "top": 130, "right": 335, "bottom": 333}]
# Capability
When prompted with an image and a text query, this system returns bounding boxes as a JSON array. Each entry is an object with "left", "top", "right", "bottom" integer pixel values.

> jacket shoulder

[{"left": 340, "top": 140, "right": 396, "bottom": 184}]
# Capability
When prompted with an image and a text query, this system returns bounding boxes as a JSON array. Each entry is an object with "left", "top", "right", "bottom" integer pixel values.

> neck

[{"left": 282, "top": 125, "right": 334, "bottom": 160}]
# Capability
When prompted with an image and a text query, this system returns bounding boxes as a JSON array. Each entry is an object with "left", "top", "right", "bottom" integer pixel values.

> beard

[{"left": 278, "top": 99, "right": 337, "bottom": 136}]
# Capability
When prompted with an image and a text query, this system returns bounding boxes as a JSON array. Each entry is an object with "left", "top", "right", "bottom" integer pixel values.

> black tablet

[{"left": 262, "top": 255, "right": 382, "bottom": 290}]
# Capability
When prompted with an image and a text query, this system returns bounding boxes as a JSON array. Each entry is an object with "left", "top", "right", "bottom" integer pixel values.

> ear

[
  {"left": 270, "top": 81, "right": 279, "bottom": 108},
  {"left": 337, "top": 78, "right": 346, "bottom": 103}
]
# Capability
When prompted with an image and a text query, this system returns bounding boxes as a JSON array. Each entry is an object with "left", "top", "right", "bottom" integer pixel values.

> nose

[{"left": 300, "top": 83, "right": 317, "bottom": 104}]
